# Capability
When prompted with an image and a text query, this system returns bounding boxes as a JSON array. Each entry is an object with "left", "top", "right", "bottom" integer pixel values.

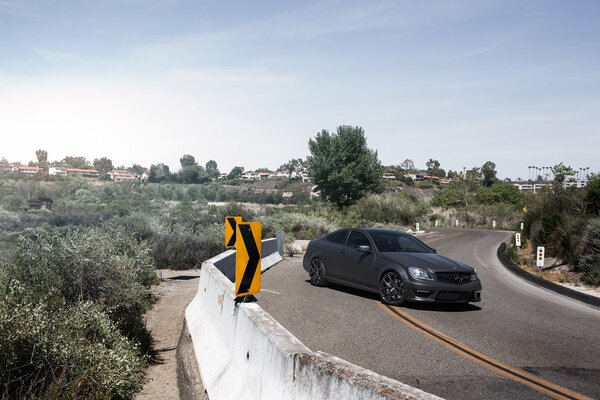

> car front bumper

[{"left": 404, "top": 280, "right": 482, "bottom": 303}]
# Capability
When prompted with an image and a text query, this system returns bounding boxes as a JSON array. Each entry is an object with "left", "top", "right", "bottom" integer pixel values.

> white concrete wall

[{"left": 185, "top": 248, "right": 441, "bottom": 400}]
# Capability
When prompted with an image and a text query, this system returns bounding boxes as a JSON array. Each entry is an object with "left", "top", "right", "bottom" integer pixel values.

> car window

[
  {"left": 326, "top": 229, "right": 349, "bottom": 245},
  {"left": 346, "top": 231, "right": 370, "bottom": 249},
  {"left": 370, "top": 231, "right": 432, "bottom": 253}
]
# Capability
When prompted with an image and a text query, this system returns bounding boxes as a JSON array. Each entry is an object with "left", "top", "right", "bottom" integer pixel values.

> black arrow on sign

[
  {"left": 237, "top": 224, "right": 260, "bottom": 295},
  {"left": 226, "top": 217, "right": 238, "bottom": 247}
]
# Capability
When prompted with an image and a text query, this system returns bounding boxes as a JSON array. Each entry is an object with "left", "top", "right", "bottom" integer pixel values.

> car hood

[{"left": 380, "top": 252, "right": 474, "bottom": 273}]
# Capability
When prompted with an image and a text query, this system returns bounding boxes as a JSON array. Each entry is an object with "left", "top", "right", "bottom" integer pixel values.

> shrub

[
  {"left": 260, "top": 212, "right": 336, "bottom": 240},
  {"left": 348, "top": 193, "right": 429, "bottom": 226},
  {"left": 0, "top": 279, "right": 144, "bottom": 400},
  {"left": 8, "top": 226, "right": 156, "bottom": 351},
  {"left": 577, "top": 218, "right": 600, "bottom": 286},
  {"left": 153, "top": 225, "right": 224, "bottom": 270}
]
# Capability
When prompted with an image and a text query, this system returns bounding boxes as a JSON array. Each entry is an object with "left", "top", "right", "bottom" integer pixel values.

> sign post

[
  {"left": 515, "top": 233, "right": 521, "bottom": 247},
  {"left": 536, "top": 246, "right": 545, "bottom": 271},
  {"left": 225, "top": 216, "right": 242, "bottom": 248},
  {"left": 235, "top": 222, "right": 262, "bottom": 298}
]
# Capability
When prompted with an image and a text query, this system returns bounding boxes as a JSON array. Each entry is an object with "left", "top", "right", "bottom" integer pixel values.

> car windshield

[{"left": 370, "top": 231, "right": 433, "bottom": 253}]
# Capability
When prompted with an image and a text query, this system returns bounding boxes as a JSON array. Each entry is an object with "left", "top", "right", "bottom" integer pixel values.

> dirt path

[{"left": 136, "top": 270, "right": 208, "bottom": 400}]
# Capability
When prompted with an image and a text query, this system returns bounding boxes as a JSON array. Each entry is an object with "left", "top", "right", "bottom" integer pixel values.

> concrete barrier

[{"left": 185, "top": 241, "right": 441, "bottom": 400}]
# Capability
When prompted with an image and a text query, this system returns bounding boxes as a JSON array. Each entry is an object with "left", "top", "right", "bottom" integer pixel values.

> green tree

[
  {"left": 481, "top": 161, "right": 497, "bottom": 187},
  {"left": 400, "top": 159, "right": 415, "bottom": 172},
  {"left": 477, "top": 183, "right": 522, "bottom": 205},
  {"left": 148, "top": 163, "right": 172, "bottom": 183},
  {"left": 180, "top": 154, "right": 196, "bottom": 168},
  {"left": 306, "top": 125, "right": 382, "bottom": 208},
  {"left": 93, "top": 157, "right": 114, "bottom": 179},
  {"left": 279, "top": 158, "right": 305, "bottom": 178},
  {"left": 227, "top": 166, "right": 244, "bottom": 179},
  {"left": 553, "top": 162, "right": 575, "bottom": 184},
  {"left": 128, "top": 164, "right": 147, "bottom": 176},
  {"left": 35, "top": 149, "right": 48, "bottom": 163},
  {"left": 425, "top": 159, "right": 446, "bottom": 178},
  {"left": 585, "top": 175, "right": 600, "bottom": 215},
  {"left": 205, "top": 160, "right": 219, "bottom": 179},
  {"left": 179, "top": 165, "right": 210, "bottom": 184},
  {"left": 577, "top": 217, "right": 600, "bottom": 285},
  {"left": 62, "top": 156, "right": 89, "bottom": 169}
]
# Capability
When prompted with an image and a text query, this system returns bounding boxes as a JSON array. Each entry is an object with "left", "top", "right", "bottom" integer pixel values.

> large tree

[
  {"left": 400, "top": 159, "right": 415, "bottom": 172},
  {"left": 426, "top": 158, "right": 446, "bottom": 178},
  {"left": 180, "top": 154, "right": 196, "bottom": 168},
  {"left": 279, "top": 158, "right": 305, "bottom": 178},
  {"left": 306, "top": 125, "right": 382, "bottom": 208},
  {"left": 62, "top": 156, "right": 90, "bottom": 169},
  {"left": 35, "top": 149, "right": 48, "bottom": 163},
  {"left": 552, "top": 162, "right": 575, "bottom": 184},
  {"left": 481, "top": 161, "right": 497, "bottom": 187},
  {"left": 227, "top": 166, "right": 244, "bottom": 179},
  {"left": 205, "top": 160, "right": 219, "bottom": 179},
  {"left": 93, "top": 157, "right": 114, "bottom": 179},
  {"left": 148, "top": 163, "right": 172, "bottom": 183}
]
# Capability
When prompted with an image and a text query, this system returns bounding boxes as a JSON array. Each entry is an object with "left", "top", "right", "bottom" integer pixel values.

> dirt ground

[{"left": 136, "top": 269, "right": 208, "bottom": 400}]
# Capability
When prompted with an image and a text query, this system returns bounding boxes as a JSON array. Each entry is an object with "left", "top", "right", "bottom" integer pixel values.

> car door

[
  {"left": 340, "top": 230, "right": 378, "bottom": 288},
  {"left": 320, "top": 229, "right": 350, "bottom": 279}
]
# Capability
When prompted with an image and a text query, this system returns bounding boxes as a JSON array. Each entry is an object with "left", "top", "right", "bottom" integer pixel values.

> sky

[{"left": 1, "top": 0, "right": 599, "bottom": 179}]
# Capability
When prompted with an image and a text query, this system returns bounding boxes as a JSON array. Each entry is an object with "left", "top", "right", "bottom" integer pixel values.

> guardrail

[
  {"left": 497, "top": 243, "right": 600, "bottom": 310},
  {"left": 185, "top": 239, "right": 441, "bottom": 400}
]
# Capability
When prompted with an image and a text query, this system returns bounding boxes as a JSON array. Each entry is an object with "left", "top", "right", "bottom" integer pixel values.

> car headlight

[
  {"left": 470, "top": 270, "right": 479, "bottom": 281},
  {"left": 408, "top": 266, "right": 434, "bottom": 281}
]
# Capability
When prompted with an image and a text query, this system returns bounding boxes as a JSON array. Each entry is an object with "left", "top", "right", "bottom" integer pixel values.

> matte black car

[{"left": 302, "top": 228, "right": 481, "bottom": 306}]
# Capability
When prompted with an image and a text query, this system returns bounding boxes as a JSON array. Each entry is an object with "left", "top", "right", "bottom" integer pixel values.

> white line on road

[{"left": 261, "top": 289, "right": 281, "bottom": 295}]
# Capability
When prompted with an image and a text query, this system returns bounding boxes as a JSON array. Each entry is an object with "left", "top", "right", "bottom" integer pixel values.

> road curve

[{"left": 255, "top": 229, "right": 600, "bottom": 400}]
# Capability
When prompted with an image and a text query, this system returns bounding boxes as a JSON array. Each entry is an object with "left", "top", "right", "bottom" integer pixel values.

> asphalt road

[{"left": 255, "top": 229, "right": 600, "bottom": 400}]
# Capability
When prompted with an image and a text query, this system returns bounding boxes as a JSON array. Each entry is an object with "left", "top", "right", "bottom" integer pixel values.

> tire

[
  {"left": 380, "top": 271, "right": 406, "bottom": 306},
  {"left": 308, "top": 258, "right": 327, "bottom": 286}
]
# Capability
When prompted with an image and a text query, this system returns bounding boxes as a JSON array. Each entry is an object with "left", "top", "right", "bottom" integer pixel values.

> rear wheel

[
  {"left": 380, "top": 271, "right": 406, "bottom": 306},
  {"left": 308, "top": 258, "right": 327, "bottom": 286}
]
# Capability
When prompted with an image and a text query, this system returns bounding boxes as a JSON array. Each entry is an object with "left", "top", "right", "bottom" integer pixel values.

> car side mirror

[
  {"left": 357, "top": 245, "right": 372, "bottom": 253},
  {"left": 430, "top": 248, "right": 437, "bottom": 253}
]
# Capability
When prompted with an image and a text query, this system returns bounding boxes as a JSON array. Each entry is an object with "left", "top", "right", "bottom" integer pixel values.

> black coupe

[{"left": 302, "top": 228, "right": 482, "bottom": 306}]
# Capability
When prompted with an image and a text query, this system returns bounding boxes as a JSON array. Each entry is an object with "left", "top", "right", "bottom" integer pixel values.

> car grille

[
  {"left": 435, "top": 271, "right": 472, "bottom": 284},
  {"left": 436, "top": 291, "right": 475, "bottom": 302}
]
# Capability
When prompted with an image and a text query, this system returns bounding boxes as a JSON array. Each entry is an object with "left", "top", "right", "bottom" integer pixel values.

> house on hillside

[
  {"left": 28, "top": 197, "right": 53, "bottom": 210},
  {"left": 17, "top": 166, "right": 41, "bottom": 175},
  {"left": 0, "top": 163, "right": 15, "bottom": 173},
  {"left": 49, "top": 167, "right": 68, "bottom": 177},
  {"left": 66, "top": 168, "right": 99, "bottom": 178},
  {"left": 109, "top": 169, "right": 137, "bottom": 182}
]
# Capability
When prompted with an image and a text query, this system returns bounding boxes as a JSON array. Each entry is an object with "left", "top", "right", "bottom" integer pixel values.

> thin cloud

[
  {"left": 0, "top": 0, "right": 40, "bottom": 17},
  {"left": 36, "top": 49, "right": 79, "bottom": 63}
]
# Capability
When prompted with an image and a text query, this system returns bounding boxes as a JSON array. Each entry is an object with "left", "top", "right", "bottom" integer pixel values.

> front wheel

[
  {"left": 380, "top": 271, "right": 406, "bottom": 306},
  {"left": 308, "top": 258, "right": 327, "bottom": 286}
]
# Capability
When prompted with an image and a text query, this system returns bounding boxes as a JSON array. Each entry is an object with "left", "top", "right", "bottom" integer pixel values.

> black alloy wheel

[
  {"left": 309, "top": 258, "right": 327, "bottom": 286},
  {"left": 380, "top": 271, "right": 406, "bottom": 306}
]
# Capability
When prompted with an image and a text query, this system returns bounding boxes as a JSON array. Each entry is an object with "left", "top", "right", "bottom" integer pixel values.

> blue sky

[{"left": 1, "top": 0, "right": 599, "bottom": 179}]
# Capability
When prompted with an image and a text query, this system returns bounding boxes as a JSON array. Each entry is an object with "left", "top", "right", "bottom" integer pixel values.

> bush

[
  {"left": 577, "top": 218, "right": 600, "bottom": 286},
  {"left": 0, "top": 280, "right": 144, "bottom": 399},
  {"left": 348, "top": 193, "right": 429, "bottom": 226},
  {"left": 153, "top": 226, "right": 224, "bottom": 270},
  {"left": 8, "top": 226, "right": 156, "bottom": 351},
  {"left": 260, "top": 212, "right": 336, "bottom": 240}
]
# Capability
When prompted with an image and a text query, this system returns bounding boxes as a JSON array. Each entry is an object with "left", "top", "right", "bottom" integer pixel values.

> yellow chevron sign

[
  {"left": 235, "top": 222, "right": 262, "bottom": 297},
  {"left": 224, "top": 216, "right": 242, "bottom": 248}
]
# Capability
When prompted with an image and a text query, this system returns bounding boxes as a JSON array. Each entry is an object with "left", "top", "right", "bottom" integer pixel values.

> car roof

[{"left": 331, "top": 228, "right": 411, "bottom": 237}]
